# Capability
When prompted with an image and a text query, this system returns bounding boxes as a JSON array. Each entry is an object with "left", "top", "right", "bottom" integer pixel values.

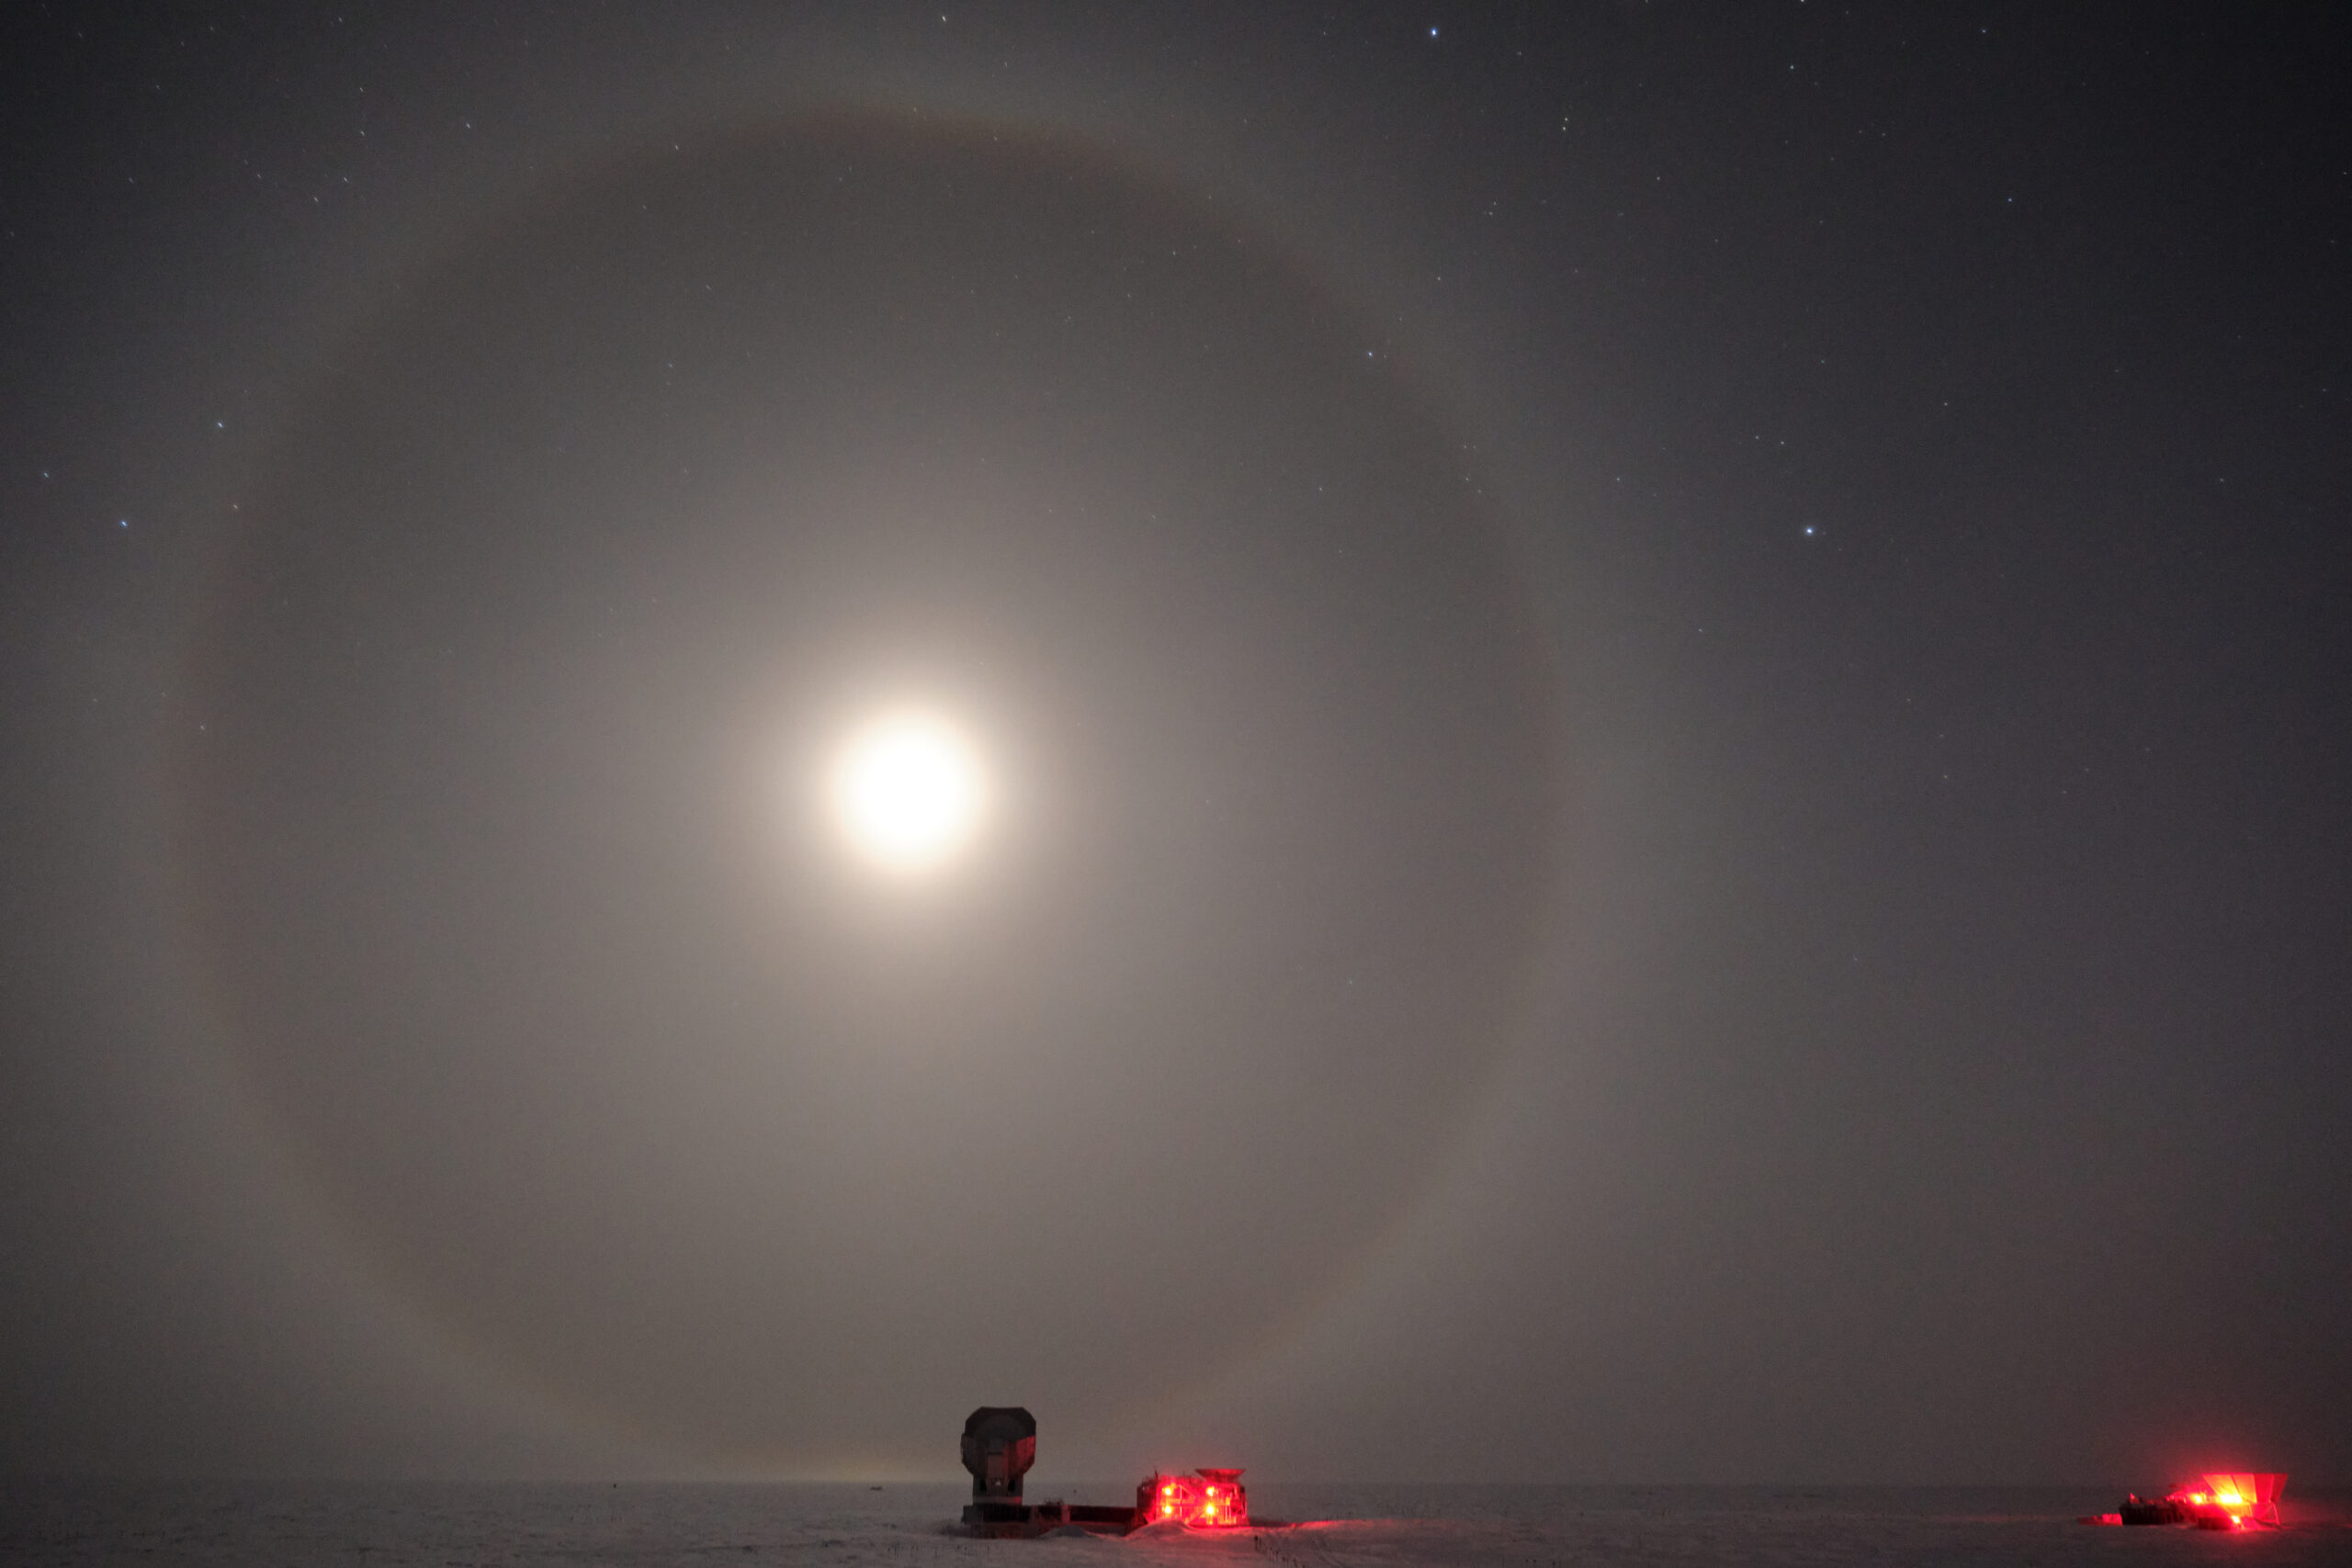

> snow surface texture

[{"left": 3, "top": 1482, "right": 2348, "bottom": 1566}]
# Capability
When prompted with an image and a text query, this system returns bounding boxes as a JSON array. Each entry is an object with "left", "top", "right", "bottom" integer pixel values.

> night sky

[{"left": 3, "top": 3, "right": 2346, "bottom": 1485}]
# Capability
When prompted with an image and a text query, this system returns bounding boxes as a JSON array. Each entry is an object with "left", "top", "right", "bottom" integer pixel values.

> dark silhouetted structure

[{"left": 960, "top": 1406, "right": 1036, "bottom": 1506}]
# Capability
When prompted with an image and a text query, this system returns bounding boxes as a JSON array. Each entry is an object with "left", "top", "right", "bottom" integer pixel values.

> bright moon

[{"left": 827, "top": 711, "right": 989, "bottom": 874}]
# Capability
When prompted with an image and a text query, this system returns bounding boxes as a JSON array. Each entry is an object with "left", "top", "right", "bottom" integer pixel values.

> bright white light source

[{"left": 827, "top": 711, "right": 988, "bottom": 874}]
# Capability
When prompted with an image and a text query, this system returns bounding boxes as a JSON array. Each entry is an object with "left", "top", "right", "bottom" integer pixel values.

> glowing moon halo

[{"left": 826, "top": 710, "right": 989, "bottom": 874}]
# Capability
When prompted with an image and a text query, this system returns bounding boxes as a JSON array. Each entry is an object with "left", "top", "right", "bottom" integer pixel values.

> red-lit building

[{"left": 1136, "top": 1468, "right": 1250, "bottom": 1529}]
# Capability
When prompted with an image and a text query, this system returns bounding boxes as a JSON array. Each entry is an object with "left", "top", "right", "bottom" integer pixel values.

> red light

[
  {"left": 1136, "top": 1469, "right": 1250, "bottom": 1529},
  {"left": 2147, "top": 1472, "right": 2288, "bottom": 1531}
]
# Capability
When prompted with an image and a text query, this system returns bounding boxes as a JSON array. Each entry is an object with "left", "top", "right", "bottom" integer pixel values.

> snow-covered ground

[{"left": 4, "top": 1481, "right": 2346, "bottom": 1566}]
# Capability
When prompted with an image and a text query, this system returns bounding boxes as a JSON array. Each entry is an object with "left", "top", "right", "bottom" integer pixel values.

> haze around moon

[{"left": 176, "top": 118, "right": 1555, "bottom": 1462}]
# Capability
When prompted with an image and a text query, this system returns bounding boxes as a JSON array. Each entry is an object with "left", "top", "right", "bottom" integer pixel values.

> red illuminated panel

[{"left": 1136, "top": 1469, "right": 1250, "bottom": 1529}]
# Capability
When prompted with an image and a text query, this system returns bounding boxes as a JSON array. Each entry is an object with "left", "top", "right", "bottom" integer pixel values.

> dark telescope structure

[{"left": 959, "top": 1406, "right": 1036, "bottom": 1506}]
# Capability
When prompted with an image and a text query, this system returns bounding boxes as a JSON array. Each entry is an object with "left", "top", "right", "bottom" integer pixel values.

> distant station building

[{"left": 956, "top": 1406, "right": 1256, "bottom": 1539}]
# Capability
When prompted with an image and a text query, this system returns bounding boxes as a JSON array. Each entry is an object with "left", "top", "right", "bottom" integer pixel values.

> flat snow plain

[{"left": 5, "top": 1481, "right": 2348, "bottom": 1565}]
